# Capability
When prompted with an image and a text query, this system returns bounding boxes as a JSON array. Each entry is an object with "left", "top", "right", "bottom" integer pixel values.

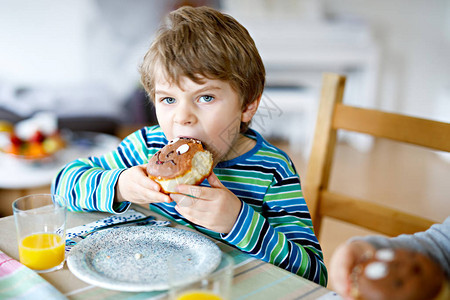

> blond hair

[{"left": 139, "top": 6, "right": 265, "bottom": 132}]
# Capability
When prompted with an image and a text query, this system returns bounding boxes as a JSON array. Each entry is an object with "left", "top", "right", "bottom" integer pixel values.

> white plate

[{"left": 67, "top": 226, "right": 222, "bottom": 292}]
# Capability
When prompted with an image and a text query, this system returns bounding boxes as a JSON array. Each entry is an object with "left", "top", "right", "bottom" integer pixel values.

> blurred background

[
  {"left": 1, "top": 0, "right": 449, "bottom": 142},
  {"left": 1, "top": 0, "right": 449, "bottom": 288}
]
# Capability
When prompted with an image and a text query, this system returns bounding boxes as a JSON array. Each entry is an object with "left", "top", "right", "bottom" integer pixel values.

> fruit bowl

[
  {"left": 1, "top": 132, "right": 66, "bottom": 162},
  {"left": 0, "top": 113, "right": 66, "bottom": 163}
]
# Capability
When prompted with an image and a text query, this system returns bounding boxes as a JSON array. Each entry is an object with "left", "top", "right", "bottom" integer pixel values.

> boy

[{"left": 52, "top": 6, "right": 327, "bottom": 286}]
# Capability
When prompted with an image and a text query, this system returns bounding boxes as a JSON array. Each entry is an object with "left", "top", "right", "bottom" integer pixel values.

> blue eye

[
  {"left": 162, "top": 97, "right": 176, "bottom": 104},
  {"left": 198, "top": 95, "right": 214, "bottom": 103}
]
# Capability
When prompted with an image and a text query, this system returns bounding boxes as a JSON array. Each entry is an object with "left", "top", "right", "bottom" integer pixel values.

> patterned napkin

[
  {"left": 65, "top": 209, "right": 171, "bottom": 253},
  {"left": 0, "top": 250, "right": 67, "bottom": 300}
]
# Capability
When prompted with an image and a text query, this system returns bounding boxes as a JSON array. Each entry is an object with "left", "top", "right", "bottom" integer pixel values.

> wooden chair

[{"left": 304, "top": 73, "right": 450, "bottom": 239}]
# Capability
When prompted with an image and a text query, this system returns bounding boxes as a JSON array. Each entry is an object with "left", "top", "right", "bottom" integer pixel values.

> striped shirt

[{"left": 51, "top": 125, "right": 327, "bottom": 286}]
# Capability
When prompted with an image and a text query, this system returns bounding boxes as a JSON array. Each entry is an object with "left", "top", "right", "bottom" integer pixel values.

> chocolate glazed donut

[
  {"left": 350, "top": 248, "right": 448, "bottom": 300},
  {"left": 147, "top": 137, "right": 213, "bottom": 194}
]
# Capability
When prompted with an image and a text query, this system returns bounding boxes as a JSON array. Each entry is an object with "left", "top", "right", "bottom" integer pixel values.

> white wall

[
  {"left": 1, "top": 0, "right": 449, "bottom": 123},
  {"left": 323, "top": 0, "right": 450, "bottom": 120},
  {"left": 0, "top": 0, "right": 90, "bottom": 86},
  {"left": 0, "top": 0, "right": 168, "bottom": 102}
]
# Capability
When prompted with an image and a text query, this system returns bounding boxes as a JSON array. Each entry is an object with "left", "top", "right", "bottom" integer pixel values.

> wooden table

[{"left": 0, "top": 205, "right": 335, "bottom": 299}]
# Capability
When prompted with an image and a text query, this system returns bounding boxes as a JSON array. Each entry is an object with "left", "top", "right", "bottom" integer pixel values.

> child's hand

[
  {"left": 115, "top": 165, "right": 171, "bottom": 204},
  {"left": 171, "top": 172, "right": 242, "bottom": 234},
  {"left": 329, "top": 240, "right": 376, "bottom": 299}
]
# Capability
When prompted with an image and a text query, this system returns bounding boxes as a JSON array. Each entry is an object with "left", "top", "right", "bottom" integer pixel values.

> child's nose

[{"left": 174, "top": 102, "right": 197, "bottom": 125}]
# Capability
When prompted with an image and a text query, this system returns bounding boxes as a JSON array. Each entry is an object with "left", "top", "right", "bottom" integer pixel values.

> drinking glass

[
  {"left": 169, "top": 252, "right": 234, "bottom": 300},
  {"left": 12, "top": 194, "right": 67, "bottom": 273}
]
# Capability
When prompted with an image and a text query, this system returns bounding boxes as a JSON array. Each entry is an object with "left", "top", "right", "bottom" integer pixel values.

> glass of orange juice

[
  {"left": 169, "top": 253, "right": 234, "bottom": 300},
  {"left": 12, "top": 194, "right": 67, "bottom": 273}
]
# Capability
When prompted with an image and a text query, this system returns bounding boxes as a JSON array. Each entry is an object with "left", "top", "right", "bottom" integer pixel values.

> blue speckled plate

[{"left": 67, "top": 226, "right": 221, "bottom": 292}]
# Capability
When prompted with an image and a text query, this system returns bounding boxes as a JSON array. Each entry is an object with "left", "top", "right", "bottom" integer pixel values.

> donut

[
  {"left": 147, "top": 137, "right": 213, "bottom": 194},
  {"left": 350, "top": 248, "right": 448, "bottom": 300}
]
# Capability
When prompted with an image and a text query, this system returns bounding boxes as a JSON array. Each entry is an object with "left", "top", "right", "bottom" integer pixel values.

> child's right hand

[{"left": 115, "top": 165, "right": 172, "bottom": 205}]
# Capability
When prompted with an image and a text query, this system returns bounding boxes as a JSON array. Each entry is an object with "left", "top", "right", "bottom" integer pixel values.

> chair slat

[
  {"left": 320, "top": 190, "right": 435, "bottom": 237},
  {"left": 333, "top": 104, "right": 450, "bottom": 152},
  {"left": 304, "top": 73, "right": 345, "bottom": 232}
]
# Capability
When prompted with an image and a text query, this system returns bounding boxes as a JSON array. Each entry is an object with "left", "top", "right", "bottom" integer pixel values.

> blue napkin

[{"left": 65, "top": 209, "right": 170, "bottom": 253}]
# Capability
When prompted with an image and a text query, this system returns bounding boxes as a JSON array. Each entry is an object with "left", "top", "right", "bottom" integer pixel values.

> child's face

[{"left": 154, "top": 73, "right": 255, "bottom": 163}]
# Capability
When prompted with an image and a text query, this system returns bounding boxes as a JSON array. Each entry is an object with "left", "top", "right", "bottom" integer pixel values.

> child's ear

[{"left": 241, "top": 95, "right": 262, "bottom": 123}]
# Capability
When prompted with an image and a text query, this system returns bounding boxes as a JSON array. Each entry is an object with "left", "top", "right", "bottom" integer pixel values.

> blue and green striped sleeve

[
  {"left": 221, "top": 176, "right": 327, "bottom": 286},
  {"left": 51, "top": 126, "right": 164, "bottom": 213}
]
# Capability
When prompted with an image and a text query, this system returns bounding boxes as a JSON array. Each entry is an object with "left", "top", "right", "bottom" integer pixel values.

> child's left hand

[{"left": 170, "top": 172, "right": 242, "bottom": 234}]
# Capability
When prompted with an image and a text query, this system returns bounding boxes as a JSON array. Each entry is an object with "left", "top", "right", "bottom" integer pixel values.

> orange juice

[
  {"left": 18, "top": 232, "right": 65, "bottom": 270},
  {"left": 177, "top": 291, "right": 223, "bottom": 300}
]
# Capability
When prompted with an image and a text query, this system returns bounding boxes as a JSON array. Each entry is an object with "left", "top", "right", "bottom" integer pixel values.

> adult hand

[
  {"left": 329, "top": 240, "right": 376, "bottom": 299},
  {"left": 115, "top": 165, "right": 171, "bottom": 204},
  {"left": 170, "top": 172, "right": 242, "bottom": 234}
]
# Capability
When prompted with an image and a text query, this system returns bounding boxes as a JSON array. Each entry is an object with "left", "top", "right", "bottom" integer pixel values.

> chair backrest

[{"left": 304, "top": 73, "right": 450, "bottom": 239}]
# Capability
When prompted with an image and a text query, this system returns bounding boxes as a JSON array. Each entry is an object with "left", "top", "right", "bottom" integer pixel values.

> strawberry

[
  {"left": 10, "top": 134, "right": 22, "bottom": 146},
  {"left": 30, "top": 130, "right": 45, "bottom": 143}
]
